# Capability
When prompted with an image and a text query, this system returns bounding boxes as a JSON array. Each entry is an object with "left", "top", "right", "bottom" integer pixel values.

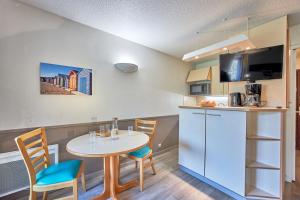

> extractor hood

[{"left": 182, "top": 34, "right": 255, "bottom": 62}]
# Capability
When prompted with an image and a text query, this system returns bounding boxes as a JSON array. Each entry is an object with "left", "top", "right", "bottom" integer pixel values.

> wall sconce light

[{"left": 114, "top": 63, "right": 138, "bottom": 73}]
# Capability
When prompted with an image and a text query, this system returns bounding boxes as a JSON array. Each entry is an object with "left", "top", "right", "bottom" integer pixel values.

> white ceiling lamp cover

[
  {"left": 182, "top": 34, "right": 255, "bottom": 62},
  {"left": 114, "top": 63, "right": 138, "bottom": 73}
]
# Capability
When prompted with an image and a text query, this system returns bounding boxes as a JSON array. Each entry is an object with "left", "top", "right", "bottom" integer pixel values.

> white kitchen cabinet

[
  {"left": 179, "top": 109, "right": 206, "bottom": 176},
  {"left": 205, "top": 110, "right": 247, "bottom": 196},
  {"left": 178, "top": 106, "right": 285, "bottom": 200}
]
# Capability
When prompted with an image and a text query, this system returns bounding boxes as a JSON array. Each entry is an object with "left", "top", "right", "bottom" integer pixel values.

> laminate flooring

[{"left": 9, "top": 148, "right": 300, "bottom": 200}]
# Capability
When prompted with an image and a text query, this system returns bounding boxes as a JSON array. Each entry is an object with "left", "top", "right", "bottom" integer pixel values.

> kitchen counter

[
  {"left": 179, "top": 105, "right": 287, "bottom": 112},
  {"left": 179, "top": 106, "right": 285, "bottom": 199}
]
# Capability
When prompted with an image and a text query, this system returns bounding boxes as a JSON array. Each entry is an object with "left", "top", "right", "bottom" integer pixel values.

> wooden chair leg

[
  {"left": 149, "top": 156, "right": 156, "bottom": 175},
  {"left": 139, "top": 160, "right": 144, "bottom": 192},
  {"left": 117, "top": 156, "right": 120, "bottom": 181},
  {"left": 73, "top": 179, "right": 78, "bottom": 200},
  {"left": 81, "top": 171, "right": 86, "bottom": 192},
  {"left": 29, "top": 187, "right": 37, "bottom": 200},
  {"left": 42, "top": 191, "right": 48, "bottom": 200}
]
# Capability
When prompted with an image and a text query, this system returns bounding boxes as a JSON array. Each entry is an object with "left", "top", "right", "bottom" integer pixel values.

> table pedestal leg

[
  {"left": 114, "top": 156, "right": 138, "bottom": 193},
  {"left": 93, "top": 157, "right": 110, "bottom": 200},
  {"left": 93, "top": 156, "right": 138, "bottom": 200}
]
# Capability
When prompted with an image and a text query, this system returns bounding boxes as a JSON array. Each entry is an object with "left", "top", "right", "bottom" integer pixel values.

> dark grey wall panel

[{"left": 0, "top": 115, "right": 179, "bottom": 174}]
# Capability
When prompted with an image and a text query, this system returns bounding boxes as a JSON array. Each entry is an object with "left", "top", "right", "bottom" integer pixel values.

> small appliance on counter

[
  {"left": 230, "top": 92, "right": 245, "bottom": 107},
  {"left": 244, "top": 82, "right": 263, "bottom": 107}
]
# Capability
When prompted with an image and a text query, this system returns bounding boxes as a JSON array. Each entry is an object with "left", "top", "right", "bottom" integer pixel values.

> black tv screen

[
  {"left": 220, "top": 53, "right": 245, "bottom": 82},
  {"left": 220, "top": 45, "right": 283, "bottom": 82}
]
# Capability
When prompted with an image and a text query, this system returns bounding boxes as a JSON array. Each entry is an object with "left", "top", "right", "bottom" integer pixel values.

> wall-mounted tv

[{"left": 220, "top": 45, "right": 283, "bottom": 82}]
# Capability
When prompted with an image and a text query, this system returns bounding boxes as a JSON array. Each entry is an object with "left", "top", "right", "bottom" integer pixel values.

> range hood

[
  {"left": 186, "top": 67, "right": 211, "bottom": 83},
  {"left": 182, "top": 34, "right": 255, "bottom": 62}
]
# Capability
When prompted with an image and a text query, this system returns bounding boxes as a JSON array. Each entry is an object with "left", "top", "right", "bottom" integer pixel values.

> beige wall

[
  {"left": 0, "top": 0, "right": 191, "bottom": 131},
  {"left": 194, "top": 16, "right": 288, "bottom": 107},
  {"left": 230, "top": 16, "right": 287, "bottom": 107}
]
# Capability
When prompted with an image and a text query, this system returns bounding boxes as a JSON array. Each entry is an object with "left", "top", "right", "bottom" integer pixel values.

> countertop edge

[{"left": 178, "top": 105, "right": 287, "bottom": 112}]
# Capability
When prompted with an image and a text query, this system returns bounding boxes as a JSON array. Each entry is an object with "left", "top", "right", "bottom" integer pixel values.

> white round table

[{"left": 66, "top": 130, "right": 149, "bottom": 200}]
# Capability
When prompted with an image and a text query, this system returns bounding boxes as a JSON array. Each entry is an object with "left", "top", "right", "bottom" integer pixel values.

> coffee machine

[{"left": 244, "top": 82, "right": 262, "bottom": 107}]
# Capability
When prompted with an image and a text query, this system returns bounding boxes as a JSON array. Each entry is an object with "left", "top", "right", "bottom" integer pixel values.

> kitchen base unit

[
  {"left": 178, "top": 106, "right": 285, "bottom": 200},
  {"left": 179, "top": 165, "right": 246, "bottom": 200}
]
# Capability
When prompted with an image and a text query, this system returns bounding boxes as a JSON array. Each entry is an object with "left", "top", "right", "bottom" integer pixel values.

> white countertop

[{"left": 179, "top": 105, "right": 287, "bottom": 112}]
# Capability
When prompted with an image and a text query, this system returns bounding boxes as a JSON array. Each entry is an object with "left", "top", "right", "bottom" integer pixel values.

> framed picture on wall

[{"left": 40, "top": 62, "right": 92, "bottom": 95}]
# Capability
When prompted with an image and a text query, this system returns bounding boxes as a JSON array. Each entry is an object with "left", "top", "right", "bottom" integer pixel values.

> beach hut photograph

[
  {"left": 69, "top": 70, "right": 78, "bottom": 91},
  {"left": 78, "top": 69, "right": 92, "bottom": 95},
  {"left": 40, "top": 62, "right": 92, "bottom": 95}
]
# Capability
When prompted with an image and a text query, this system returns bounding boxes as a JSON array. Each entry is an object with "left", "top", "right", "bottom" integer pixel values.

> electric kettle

[{"left": 230, "top": 92, "right": 245, "bottom": 107}]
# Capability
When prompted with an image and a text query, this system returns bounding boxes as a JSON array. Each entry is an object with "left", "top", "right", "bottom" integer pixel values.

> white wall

[
  {"left": 290, "top": 24, "right": 300, "bottom": 48},
  {"left": 0, "top": 0, "right": 191, "bottom": 131},
  {"left": 286, "top": 23, "right": 300, "bottom": 182}
]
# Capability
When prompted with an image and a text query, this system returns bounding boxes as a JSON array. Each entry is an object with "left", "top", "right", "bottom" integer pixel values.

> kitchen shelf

[
  {"left": 247, "top": 135, "right": 280, "bottom": 141},
  {"left": 246, "top": 186, "right": 280, "bottom": 199},
  {"left": 245, "top": 111, "right": 283, "bottom": 199},
  {"left": 246, "top": 161, "right": 279, "bottom": 170}
]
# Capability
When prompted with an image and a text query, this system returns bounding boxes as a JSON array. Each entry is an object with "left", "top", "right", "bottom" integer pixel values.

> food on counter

[{"left": 199, "top": 100, "right": 216, "bottom": 107}]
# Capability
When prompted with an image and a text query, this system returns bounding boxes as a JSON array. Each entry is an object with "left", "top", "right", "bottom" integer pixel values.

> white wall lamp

[{"left": 114, "top": 63, "right": 138, "bottom": 73}]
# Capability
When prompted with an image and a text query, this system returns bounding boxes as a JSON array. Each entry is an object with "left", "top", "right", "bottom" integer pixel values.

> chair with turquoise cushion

[
  {"left": 15, "top": 128, "right": 86, "bottom": 200},
  {"left": 121, "top": 119, "right": 157, "bottom": 192}
]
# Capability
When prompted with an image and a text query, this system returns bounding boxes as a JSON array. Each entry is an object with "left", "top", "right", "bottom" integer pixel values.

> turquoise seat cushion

[
  {"left": 128, "top": 145, "right": 151, "bottom": 158},
  {"left": 36, "top": 160, "right": 81, "bottom": 186}
]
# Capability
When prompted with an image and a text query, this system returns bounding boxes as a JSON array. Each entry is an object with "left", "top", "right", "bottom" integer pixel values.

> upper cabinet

[
  {"left": 187, "top": 65, "right": 228, "bottom": 96},
  {"left": 186, "top": 67, "right": 211, "bottom": 83},
  {"left": 211, "top": 65, "right": 228, "bottom": 96}
]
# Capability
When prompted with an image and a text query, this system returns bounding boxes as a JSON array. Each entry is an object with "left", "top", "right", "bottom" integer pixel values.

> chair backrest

[
  {"left": 135, "top": 119, "right": 157, "bottom": 149},
  {"left": 15, "top": 128, "right": 51, "bottom": 185}
]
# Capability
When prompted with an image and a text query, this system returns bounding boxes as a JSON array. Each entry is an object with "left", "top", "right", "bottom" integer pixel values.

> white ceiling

[{"left": 20, "top": 0, "right": 300, "bottom": 58}]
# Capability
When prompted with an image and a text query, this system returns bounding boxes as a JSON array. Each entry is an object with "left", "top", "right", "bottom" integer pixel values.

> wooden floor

[
  {"left": 283, "top": 150, "right": 300, "bottom": 200},
  {"left": 10, "top": 148, "right": 300, "bottom": 200}
]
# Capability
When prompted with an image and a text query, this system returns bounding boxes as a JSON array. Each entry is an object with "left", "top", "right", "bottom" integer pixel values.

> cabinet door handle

[
  {"left": 192, "top": 112, "right": 205, "bottom": 115},
  {"left": 207, "top": 113, "right": 222, "bottom": 117}
]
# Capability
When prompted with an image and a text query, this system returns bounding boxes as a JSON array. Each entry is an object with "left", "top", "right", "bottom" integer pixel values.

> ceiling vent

[{"left": 182, "top": 34, "right": 255, "bottom": 62}]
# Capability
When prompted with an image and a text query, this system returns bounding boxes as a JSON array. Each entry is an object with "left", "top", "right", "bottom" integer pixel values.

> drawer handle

[
  {"left": 192, "top": 112, "right": 205, "bottom": 115},
  {"left": 207, "top": 114, "right": 221, "bottom": 117}
]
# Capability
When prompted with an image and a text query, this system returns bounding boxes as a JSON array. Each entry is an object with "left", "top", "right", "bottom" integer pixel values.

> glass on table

[
  {"left": 105, "top": 124, "right": 111, "bottom": 133},
  {"left": 128, "top": 125, "right": 134, "bottom": 135},
  {"left": 89, "top": 130, "right": 96, "bottom": 142},
  {"left": 99, "top": 125, "right": 105, "bottom": 136}
]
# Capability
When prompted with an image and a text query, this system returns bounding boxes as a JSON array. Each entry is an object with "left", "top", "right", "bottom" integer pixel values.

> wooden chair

[
  {"left": 121, "top": 119, "right": 157, "bottom": 192},
  {"left": 15, "top": 128, "right": 86, "bottom": 200}
]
